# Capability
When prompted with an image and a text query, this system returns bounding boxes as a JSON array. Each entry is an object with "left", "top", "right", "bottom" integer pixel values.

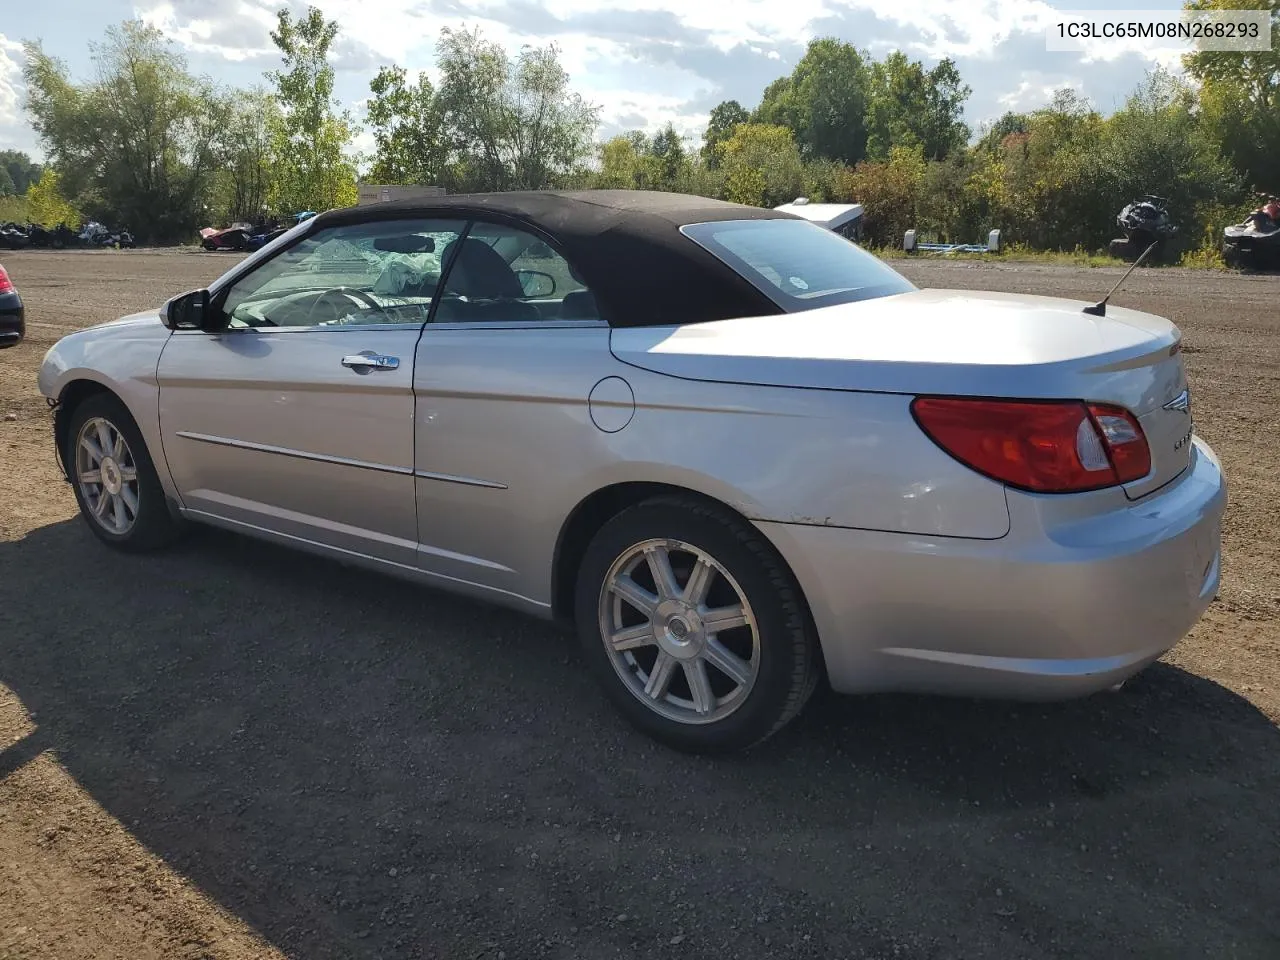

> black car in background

[{"left": 0, "top": 263, "right": 25, "bottom": 347}]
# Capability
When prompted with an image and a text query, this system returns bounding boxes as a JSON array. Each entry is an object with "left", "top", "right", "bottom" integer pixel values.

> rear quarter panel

[{"left": 610, "top": 366, "right": 1012, "bottom": 539}]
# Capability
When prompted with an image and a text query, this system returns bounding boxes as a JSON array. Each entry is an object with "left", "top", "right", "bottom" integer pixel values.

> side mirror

[
  {"left": 515, "top": 269, "right": 556, "bottom": 299},
  {"left": 161, "top": 289, "right": 212, "bottom": 331}
]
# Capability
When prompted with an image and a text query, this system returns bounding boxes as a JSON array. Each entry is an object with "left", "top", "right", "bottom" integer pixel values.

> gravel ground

[{"left": 1, "top": 248, "right": 1278, "bottom": 960}]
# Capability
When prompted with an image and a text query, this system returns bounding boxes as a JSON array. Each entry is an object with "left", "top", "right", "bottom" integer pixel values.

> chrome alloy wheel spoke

[
  {"left": 599, "top": 539, "right": 761, "bottom": 725},
  {"left": 75, "top": 417, "right": 141, "bottom": 536}
]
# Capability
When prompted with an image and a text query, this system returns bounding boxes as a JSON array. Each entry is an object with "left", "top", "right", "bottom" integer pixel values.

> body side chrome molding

[{"left": 175, "top": 430, "right": 508, "bottom": 488}]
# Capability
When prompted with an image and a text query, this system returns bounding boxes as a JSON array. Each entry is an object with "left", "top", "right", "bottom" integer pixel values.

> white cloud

[
  {"left": 0, "top": 35, "right": 27, "bottom": 145},
  {"left": 0, "top": 1, "right": 1187, "bottom": 160}
]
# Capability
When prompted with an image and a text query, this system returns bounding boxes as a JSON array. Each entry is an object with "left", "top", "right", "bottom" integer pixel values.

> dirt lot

[{"left": 1, "top": 248, "right": 1277, "bottom": 960}]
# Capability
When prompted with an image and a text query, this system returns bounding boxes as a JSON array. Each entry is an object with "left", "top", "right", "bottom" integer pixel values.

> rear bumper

[
  {"left": 0, "top": 292, "right": 23, "bottom": 347},
  {"left": 759, "top": 437, "right": 1226, "bottom": 700}
]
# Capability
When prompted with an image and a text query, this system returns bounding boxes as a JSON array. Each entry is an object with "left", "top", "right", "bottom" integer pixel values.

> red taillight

[
  {"left": 0, "top": 266, "right": 12, "bottom": 294},
  {"left": 910, "top": 396, "right": 1151, "bottom": 494}
]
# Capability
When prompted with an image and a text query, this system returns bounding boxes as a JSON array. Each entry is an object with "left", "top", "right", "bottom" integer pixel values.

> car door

[
  {"left": 157, "top": 217, "right": 467, "bottom": 568},
  {"left": 412, "top": 219, "right": 614, "bottom": 605}
]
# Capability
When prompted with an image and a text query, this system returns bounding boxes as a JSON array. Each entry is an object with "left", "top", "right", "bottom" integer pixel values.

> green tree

[
  {"left": 596, "top": 133, "right": 646, "bottom": 188},
  {"left": 0, "top": 151, "right": 41, "bottom": 195},
  {"left": 23, "top": 21, "right": 223, "bottom": 242},
  {"left": 365, "top": 64, "right": 444, "bottom": 185},
  {"left": 648, "top": 123, "right": 690, "bottom": 191},
  {"left": 591, "top": 129, "right": 692, "bottom": 192},
  {"left": 213, "top": 88, "right": 281, "bottom": 223},
  {"left": 717, "top": 123, "right": 804, "bottom": 207},
  {"left": 434, "top": 26, "right": 600, "bottom": 191},
  {"left": 266, "top": 4, "right": 358, "bottom": 211},
  {"left": 864, "top": 53, "right": 971, "bottom": 161},
  {"left": 700, "top": 100, "right": 749, "bottom": 168},
  {"left": 755, "top": 38, "right": 870, "bottom": 164},
  {"left": 1183, "top": 0, "right": 1280, "bottom": 193},
  {"left": 723, "top": 165, "right": 767, "bottom": 206},
  {"left": 974, "top": 112, "right": 1030, "bottom": 154},
  {"left": 25, "top": 168, "right": 80, "bottom": 227}
]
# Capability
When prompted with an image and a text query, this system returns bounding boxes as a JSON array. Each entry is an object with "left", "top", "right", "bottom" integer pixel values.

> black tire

[
  {"left": 574, "top": 496, "right": 820, "bottom": 754},
  {"left": 64, "top": 392, "right": 184, "bottom": 552},
  {"left": 1108, "top": 238, "right": 1132, "bottom": 260}
]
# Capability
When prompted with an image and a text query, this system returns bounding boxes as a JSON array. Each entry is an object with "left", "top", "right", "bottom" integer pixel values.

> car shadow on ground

[{"left": 2, "top": 518, "right": 1278, "bottom": 959}]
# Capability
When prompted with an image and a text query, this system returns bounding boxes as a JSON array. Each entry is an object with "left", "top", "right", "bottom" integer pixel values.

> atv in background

[
  {"left": 78, "top": 221, "right": 136, "bottom": 248},
  {"left": 1222, "top": 197, "right": 1280, "bottom": 271},
  {"left": 1108, "top": 195, "right": 1179, "bottom": 262}
]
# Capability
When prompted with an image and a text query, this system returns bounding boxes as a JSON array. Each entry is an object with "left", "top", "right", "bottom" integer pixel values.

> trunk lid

[{"left": 610, "top": 288, "right": 1193, "bottom": 499}]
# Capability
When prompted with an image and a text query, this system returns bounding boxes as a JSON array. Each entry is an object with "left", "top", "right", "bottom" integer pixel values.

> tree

[
  {"left": 1183, "top": 0, "right": 1280, "bottom": 193},
  {"left": 974, "top": 112, "right": 1030, "bottom": 154},
  {"left": 723, "top": 165, "right": 767, "bottom": 206},
  {"left": 755, "top": 38, "right": 870, "bottom": 164},
  {"left": 266, "top": 5, "right": 358, "bottom": 211},
  {"left": 213, "top": 88, "right": 281, "bottom": 223},
  {"left": 434, "top": 26, "right": 600, "bottom": 192},
  {"left": 1096, "top": 68, "right": 1243, "bottom": 242},
  {"left": 838, "top": 145, "right": 926, "bottom": 245},
  {"left": 648, "top": 123, "right": 690, "bottom": 191},
  {"left": 23, "top": 21, "right": 223, "bottom": 242},
  {"left": 716, "top": 123, "right": 804, "bottom": 207},
  {"left": 591, "top": 125, "right": 691, "bottom": 192},
  {"left": 365, "top": 65, "right": 444, "bottom": 185},
  {"left": 596, "top": 133, "right": 647, "bottom": 188},
  {"left": 25, "top": 168, "right": 80, "bottom": 227},
  {"left": 700, "top": 100, "right": 749, "bottom": 167},
  {"left": 864, "top": 53, "right": 971, "bottom": 162},
  {"left": 0, "top": 151, "right": 41, "bottom": 195}
]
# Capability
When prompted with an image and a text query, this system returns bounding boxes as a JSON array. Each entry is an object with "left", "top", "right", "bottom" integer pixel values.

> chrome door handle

[{"left": 341, "top": 352, "right": 400, "bottom": 373}]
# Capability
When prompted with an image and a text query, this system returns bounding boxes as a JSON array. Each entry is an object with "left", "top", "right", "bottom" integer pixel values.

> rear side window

[{"left": 681, "top": 218, "right": 915, "bottom": 312}]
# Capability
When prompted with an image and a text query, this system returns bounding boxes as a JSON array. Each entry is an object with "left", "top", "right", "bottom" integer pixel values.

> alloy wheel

[
  {"left": 75, "top": 416, "right": 141, "bottom": 536},
  {"left": 598, "top": 538, "right": 761, "bottom": 725}
]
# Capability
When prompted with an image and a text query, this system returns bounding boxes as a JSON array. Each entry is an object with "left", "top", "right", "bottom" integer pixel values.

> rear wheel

[
  {"left": 1222, "top": 242, "right": 1255, "bottom": 270},
  {"left": 574, "top": 497, "right": 820, "bottom": 753},
  {"left": 1108, "top": 238, "right": 1132, "bottom": 260},
  {"left": 65, "top": 393, "right": 183, "bottom": 552}
]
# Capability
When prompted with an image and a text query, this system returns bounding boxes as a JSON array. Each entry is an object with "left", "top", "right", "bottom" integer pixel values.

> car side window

[
  {"left": 218, "top": 218, "right": 467, "bottom": 330},
  {"left": 432, "top": 221, "right": 599, "bottom": 323}
]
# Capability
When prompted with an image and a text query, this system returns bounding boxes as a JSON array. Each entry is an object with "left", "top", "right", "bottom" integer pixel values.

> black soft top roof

[{"left": 314, "top": 190, "right": 798, "bottom": 328}]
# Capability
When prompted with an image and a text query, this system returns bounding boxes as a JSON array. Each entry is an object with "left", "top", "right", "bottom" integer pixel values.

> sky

[{"left": 0, "top": 0, "right": 1193, "bottom": 163}]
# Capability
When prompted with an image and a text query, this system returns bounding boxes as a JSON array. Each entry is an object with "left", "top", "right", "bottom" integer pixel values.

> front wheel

[
  {"left": 574, "top": 497, "right": 820, "bottom": 753},
  {"left": 64, "top": 392, "right": 184, "bottom": 552}
]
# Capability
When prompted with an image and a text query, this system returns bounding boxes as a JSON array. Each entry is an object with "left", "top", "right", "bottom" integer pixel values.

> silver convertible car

[{"left": 37, "top": 191, "right": 1226, "bottom": 753}]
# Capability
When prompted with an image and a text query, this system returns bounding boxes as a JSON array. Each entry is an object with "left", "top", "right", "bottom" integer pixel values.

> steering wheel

[{"left": 309, "top": 287, "right": 387, "bottom": 325}]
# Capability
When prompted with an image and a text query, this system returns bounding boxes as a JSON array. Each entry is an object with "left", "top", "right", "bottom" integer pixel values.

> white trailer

[{"left": 773, "top": 197, "right": 865, "bottom": 241}]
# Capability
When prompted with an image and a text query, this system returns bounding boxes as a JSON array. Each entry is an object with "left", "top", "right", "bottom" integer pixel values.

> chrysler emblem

[{"left": 1163, "top": 388, "right": 1191, "bottom": 414}]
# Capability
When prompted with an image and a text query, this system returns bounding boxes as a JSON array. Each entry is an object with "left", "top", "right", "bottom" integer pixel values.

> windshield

[{"left": 681, "top": 218, "right": 916, "bottom": 311}]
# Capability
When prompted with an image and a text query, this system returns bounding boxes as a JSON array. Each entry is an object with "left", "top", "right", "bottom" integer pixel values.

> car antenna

[{"left": 1083, "top": 240, "right": 1159, "bottom": 316}]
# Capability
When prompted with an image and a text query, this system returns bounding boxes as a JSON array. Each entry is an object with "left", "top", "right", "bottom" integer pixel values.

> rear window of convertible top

[{"left": 681, "top": 218, "right": 915, "bottom": 312}]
